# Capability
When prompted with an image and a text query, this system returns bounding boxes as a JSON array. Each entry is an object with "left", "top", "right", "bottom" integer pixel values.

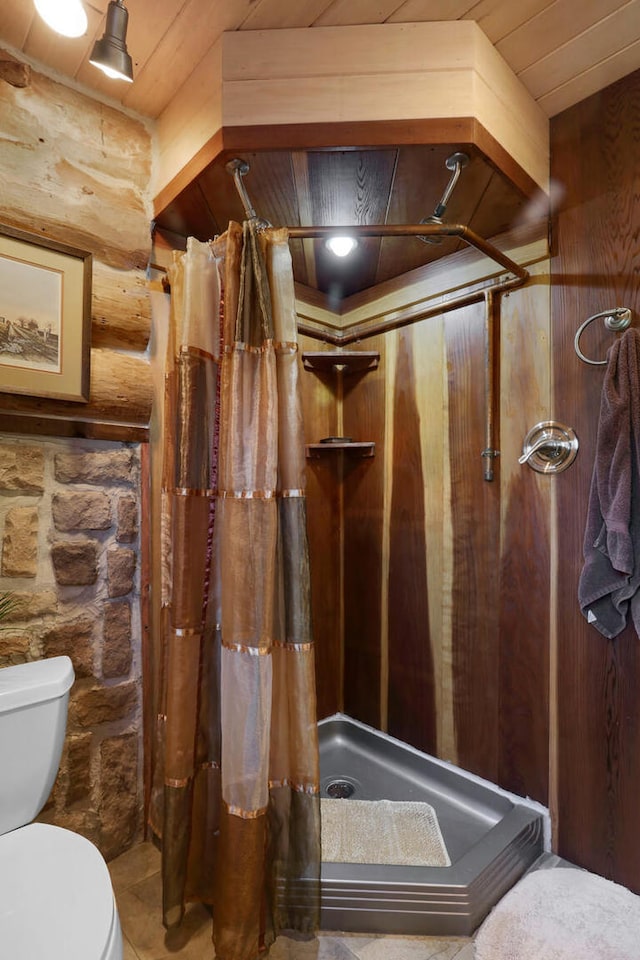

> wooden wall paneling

[
  {"left": 609, "top": 634, "right": 640, "bottom": 887},
  {"left": 300, "top": 227, "right": 552, "bottom": 793},
  {"left": 551, "top": 70, "right": 640, "bottom": 890},
  {"left": 411, "top": 311, "right": 455, "bottom": 761},
  {"left": 221, "top": 19, "right": 549, "bottom": 194},
  {"left": 386, "top": 324, "right": 437, "bottom": 753},
  {"left": 153, "top": 180, "right": 220, "bottom": 243},
  {"left": 379, "top": 328, "right": 396, "bottom": 733},
  {"left": 140, "top": 440, "right": 152, "bottom": 826},
  {"left": 447, "top": 300, "right": 501, "bottom": 782},
  {"left": 342, "top": 334, "right": 387, "bottom": 728},
  {"left": 146, "top": 287, "right": 171, "bottom": 824},
  {"left": 298, "top": 334, "right": 343, "bottom": 718},
  {"left": 466, "top": 168, "right": 532, "bottom": 244},
  {"left": 150, "top": 226, "right": 187, "bottom": 277},
  {"left": 153, "top": 45, "right": 224, "bottom": 204},
  {"left": 223, "top": 21, "right": 479, "bottom": 81},
  {"left": 496, "top": 263, "right": 551, "bottom": 803}
]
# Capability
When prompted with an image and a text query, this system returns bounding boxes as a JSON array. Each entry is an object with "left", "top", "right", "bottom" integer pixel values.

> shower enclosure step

[{"left": 313, "top": 714, "right": 546, "bottom": 937}]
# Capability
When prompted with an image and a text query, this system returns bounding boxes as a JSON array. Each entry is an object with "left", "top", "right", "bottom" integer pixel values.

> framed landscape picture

[{"left": 0, "top": 224, "right": 92, "bottom": 402}]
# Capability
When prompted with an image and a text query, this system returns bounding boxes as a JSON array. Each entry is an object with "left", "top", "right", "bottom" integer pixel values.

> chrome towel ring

[{"left": 574, "top": 307, "right": 632, "bottom": 365}]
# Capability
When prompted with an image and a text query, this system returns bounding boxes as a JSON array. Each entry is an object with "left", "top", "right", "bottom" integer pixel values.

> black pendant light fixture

[{"left": 89, "top": 0, "right": 133, "bottom": 83}]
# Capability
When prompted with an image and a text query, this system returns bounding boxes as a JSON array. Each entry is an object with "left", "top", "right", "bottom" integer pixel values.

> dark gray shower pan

[{"left": 318, "top": 714, "right": 546, "bottom": 937}]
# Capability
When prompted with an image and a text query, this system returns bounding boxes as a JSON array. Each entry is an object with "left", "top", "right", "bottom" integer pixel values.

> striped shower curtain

[{"left": 149, "top": 221, "right": 320, "bottom": 960}]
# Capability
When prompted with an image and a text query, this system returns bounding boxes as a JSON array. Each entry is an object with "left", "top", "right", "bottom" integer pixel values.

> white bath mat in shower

[{"left": 321, "top": 798, "right": 451, "bottom": 867}]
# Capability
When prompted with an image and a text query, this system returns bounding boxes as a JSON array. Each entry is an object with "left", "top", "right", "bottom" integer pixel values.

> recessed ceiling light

[
  {"left": 325, "top": 236, "right": 358, "bottom": 258},
  {"left": 34, "top": 0, "right": 88, "bottom": 38}
]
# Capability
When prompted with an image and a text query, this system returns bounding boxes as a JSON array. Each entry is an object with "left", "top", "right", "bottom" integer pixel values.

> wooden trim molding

[
  {"left": 153, "top": 129, "right": 225, "bottom": 222},
  {"left": 0, "top": 413, "right": 149, "bottom": 442},
  {"left": 153, "top": 117, "right": 540, "bottom": 220}
]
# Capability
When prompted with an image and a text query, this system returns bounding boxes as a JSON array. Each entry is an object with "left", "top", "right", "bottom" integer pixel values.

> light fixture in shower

[
  {"left": 89, "top": 0, "right": 133, "bottom": 82},
  {"left": 34, "top": 0, "right": 88, "bottom": 38},
  {"left": 325, "top": 236, "right": 358, "bottom": 258}
]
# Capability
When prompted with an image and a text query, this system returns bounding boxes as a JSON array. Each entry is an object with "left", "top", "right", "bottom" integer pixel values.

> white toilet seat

[{"left": 0, "top": 822, "right": 122, "bottom": 960}]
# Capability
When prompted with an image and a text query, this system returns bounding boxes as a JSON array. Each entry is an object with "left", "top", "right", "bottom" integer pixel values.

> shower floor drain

[{"left": 326, "top": 779, "right": 355, "bottom": 799}]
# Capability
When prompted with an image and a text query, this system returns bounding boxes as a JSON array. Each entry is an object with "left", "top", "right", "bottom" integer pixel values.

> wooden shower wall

[
  {"left": 303, "top": 63, "right": 640, "bottom": 890},
  {"left": 301, "top": 255, "right": 552, "bottom": 805},
  {"left": 551, "top": 67, "right": 640, "bottom": 891}
]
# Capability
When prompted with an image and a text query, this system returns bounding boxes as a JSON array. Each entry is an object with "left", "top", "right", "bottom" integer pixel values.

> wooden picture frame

[{"left": 0, "top": 224, "right": 92, "bottom": 402}]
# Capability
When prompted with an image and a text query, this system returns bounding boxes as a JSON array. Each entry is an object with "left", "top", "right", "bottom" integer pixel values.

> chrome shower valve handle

[{"left": 519, "top": 421, "right": 579, "bottom": 473}]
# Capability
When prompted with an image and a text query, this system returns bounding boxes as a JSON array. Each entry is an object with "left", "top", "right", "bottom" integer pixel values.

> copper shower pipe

[
  {"left": 289, "top": 223, "right": 528, "bottom": 483},
  {"left": 296, "top": 272, "right": 524, "bottom": 345},
  {"left": 152, "top": 221, "right": 527, "bottom": 286},
  {"left": 151, "top": 220, "right": 529, "bottom": 481},
  {"left": 483, "top": 287, "right": 500, "bottom": 483},
  {"left": 287, "top": 222, "right": 529, "bottom": 284}
]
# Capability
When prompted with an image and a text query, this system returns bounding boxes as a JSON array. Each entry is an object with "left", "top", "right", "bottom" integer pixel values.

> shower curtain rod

[
  {"left": 151, "top": 213, "right": 530, "bottom": 484},
  {"left": 151, "top": 222, "right": 527, "bottom": 285},
  {"left": 286, "top": 222, "right": 528, "bottom": 282},
  {"left": 222, "top": 155, "right": 527, "bottom": 282}
]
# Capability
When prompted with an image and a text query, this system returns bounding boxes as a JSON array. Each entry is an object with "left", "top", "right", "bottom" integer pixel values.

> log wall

[
  {"left": 0, "top": 57, "right": 153, "bottom": 861},
  {"left": 0, "top": 56, "right": 153, "bottom": 440}
]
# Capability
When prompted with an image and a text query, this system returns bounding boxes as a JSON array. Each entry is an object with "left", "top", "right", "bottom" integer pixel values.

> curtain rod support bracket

[{"left": 225, "top": 158, "right": 271, "bottom": 229}]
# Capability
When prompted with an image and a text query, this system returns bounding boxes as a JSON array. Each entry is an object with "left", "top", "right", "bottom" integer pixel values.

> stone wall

[
  {"left": 0, "top": 36, "right": 155, "bottom": 860},
  {"left": 0, "top": 434, "right": 143, "bottom": 860}
]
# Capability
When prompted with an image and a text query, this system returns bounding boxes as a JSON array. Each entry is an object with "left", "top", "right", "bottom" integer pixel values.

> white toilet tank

[{"left": 0, "top": 656, "right": 75, "bottom": 836}]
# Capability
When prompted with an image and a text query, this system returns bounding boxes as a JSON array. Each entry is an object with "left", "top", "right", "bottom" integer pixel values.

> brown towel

[{"left": 579, "top": 328, "right": 640, "bottom": 638}]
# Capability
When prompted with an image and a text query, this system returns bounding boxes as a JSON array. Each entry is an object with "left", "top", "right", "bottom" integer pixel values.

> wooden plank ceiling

[
  {"left": 2, "top": 1, "right": 639, "bottom": 299},
  {"left": 2, "top": 0, "right": 637, "bottom": 121}
]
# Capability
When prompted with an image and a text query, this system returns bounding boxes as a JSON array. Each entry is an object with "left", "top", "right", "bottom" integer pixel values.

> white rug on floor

[
  {"left": 320, "top": 798, "right": 451, "bottom": 866},
  {"left": 474, "top": 867, "right": 640, "bottom": 960}
]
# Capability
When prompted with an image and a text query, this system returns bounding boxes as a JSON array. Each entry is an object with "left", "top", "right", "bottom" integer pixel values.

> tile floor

[{"left": 108, "top": 842, "right": 476, "bottom": 960}]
